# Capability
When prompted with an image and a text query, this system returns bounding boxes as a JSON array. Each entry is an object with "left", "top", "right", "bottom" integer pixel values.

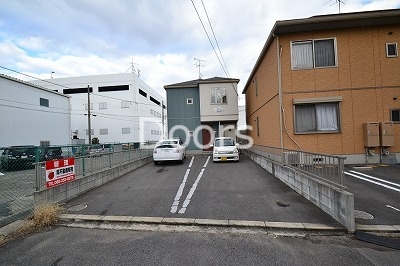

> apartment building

[{"left": 243, "top": 9, "right": 400, "bottom": 164}]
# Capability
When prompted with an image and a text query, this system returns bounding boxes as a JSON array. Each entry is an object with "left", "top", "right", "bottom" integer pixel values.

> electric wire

[
  {"left": 190, "top": 1, "right": 239, "bottom": 96},
  {"left": 200, "top": 0, "right": 230, "bottom": 77},
  {"left": 190, "top": 1, "right": 228, "bottom": 77}
]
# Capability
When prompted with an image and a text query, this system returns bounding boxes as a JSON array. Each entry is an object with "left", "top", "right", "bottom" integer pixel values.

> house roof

[
  {"left": 0, "top": 73, "right": 70, "bottom": 98},
  {"left": 164, "top": 76, "right": 239, "bottom": 89},
  {"left": 242, "top": 8, "right": 400, "bottom": 93}
]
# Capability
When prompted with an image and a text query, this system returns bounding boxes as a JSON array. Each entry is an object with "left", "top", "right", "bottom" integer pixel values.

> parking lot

[
  {"left": 63, "top": 154, "right": 342, "bottom": 225},
  {"left": 1, "top": 153, "right": 399, "bottom": 229},
  {"left": 344, "top": 164, "right": 400, "bottom": 225}
]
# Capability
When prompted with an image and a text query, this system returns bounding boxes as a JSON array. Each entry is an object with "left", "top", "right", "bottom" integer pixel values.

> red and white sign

[{"left": 45, "top": 158, "right": 76, "bottom": 188}]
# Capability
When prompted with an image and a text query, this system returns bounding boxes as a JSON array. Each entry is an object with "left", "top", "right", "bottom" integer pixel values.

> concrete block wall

[
  {"left": 246, "top": 150, "right": 355, "bottom": 232},
  {"left": 34, "top": 157, "right": 151, "bottom": 205}
]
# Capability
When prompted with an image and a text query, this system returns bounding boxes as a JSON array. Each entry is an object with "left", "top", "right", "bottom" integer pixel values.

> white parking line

[
  {"left": 170, "top": 168, "right": 191, "bottom": 213},
  {"left": 349, "top": 170, "right": 400, "bottom": 188},
  {"left": 345, "top": 171, "right": 400, "bottom": 193},
  {"left": 179, "top": 168, "right": 205, "bottom": 214},
  {"left": 170, "top": 156, "right": 210, "bottom": 214},
  {"left": 386, "top": 205, "right": 400, "bottom": 212},
  {"left": 189, "top": 156, "right": 194, "bottom": 168},
  {"left": 203, "top": 156, "right": 210, "bottom": 168}
]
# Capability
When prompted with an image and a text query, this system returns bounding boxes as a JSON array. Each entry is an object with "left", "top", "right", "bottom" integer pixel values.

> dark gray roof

[
  {"left": 243, "top": 8, "right": 400, "bottom": 93},
  {"left": 164, "top": 76, "right": 239, "bottom": 89}
]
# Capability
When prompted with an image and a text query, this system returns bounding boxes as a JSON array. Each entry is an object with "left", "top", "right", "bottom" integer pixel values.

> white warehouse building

[
  {"left": 32, "top": 73, "right": 166, "bottom": 145},
  {"left": 0, "top": 74, "right": 71, "bottom": 147}
]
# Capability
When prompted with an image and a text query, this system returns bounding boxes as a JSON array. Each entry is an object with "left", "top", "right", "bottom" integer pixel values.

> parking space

[
  {"left": 344, "top": 165, "right": 400, "bottom": 225},
  {"left": 63, "top": 154, "right": 341, "bottom": 226}
]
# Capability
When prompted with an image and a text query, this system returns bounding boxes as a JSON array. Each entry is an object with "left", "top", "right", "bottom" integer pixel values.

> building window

[
  {"left": 139, "top": 88, "right": 147, "bottom": 98},
  {"left": 99, "top": 102, "right": 107, "bottom": 110},
  {"left": 386, "top": 43, "right": 398, "bottom": 57},
  {"left": 40, "top": 98, "right": 49, "bottom": 107},
  {"left": 122, "top": 127, "right": 131, "bottom": 134},
  {"left": 40, "top": 141, "right": 50, "bottom": 147},
  {"left": 211, "top": 87, "right": 227, "bottom": 104},
  {"left": 100, "top": 128, "right": 108, "bottom": 135},
  {"left": 187, "top": 98, "right": 193, "bottom": 104},
  {"left": 291, "top": 38, "right": 336, "bottom": 69},
  {"left": 121, "top": 100, "right": 130, "bottom": 108},
  {"left": 85, "top": 103, "right": 93, "bottom": 110},
  {"left": 294, "top": 102, "right": 340, "bottom": 133},
  {"left": 86, "top": 129, "right": 94, "bottom": 135},
  {"left": 391, "top": 109, "right": 400, "bottom": 122}
]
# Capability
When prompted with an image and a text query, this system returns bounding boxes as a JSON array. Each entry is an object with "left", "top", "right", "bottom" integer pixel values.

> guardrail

[{"left": 247, "top": 145, "right": 347, "bottom": 189}]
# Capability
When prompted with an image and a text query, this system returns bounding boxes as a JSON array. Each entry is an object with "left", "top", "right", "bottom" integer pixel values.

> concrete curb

[
  {"left": 58, "top": 214, "right": 348, "bottom": 234},
  {"left": 356, "top": 224, "right": 400, "bottom": 232}
]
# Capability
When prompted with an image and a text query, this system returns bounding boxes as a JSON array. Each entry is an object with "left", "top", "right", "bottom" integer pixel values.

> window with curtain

[
  {"left": 292, "top": 38, "right": 336, "bottom": 69},
  {"left": 295, "top": 102, "right": 339, "bottom": 133},
  {"left": 211, "top": 87, "right": 227, "bottom": 104}
]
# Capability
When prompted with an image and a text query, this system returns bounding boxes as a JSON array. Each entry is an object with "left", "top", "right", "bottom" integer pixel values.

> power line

[
  {"left": 0, "top": 65, "right": 71, "bottom": 90},
  {"left": 200, "top": 0, "right": 230, "bottom": 77},
  {"left": 190, "top": 0, "right": 229, "bottom": 78},
  {"left": 190, "top": 1, "right": 238, "bottom": 96}
]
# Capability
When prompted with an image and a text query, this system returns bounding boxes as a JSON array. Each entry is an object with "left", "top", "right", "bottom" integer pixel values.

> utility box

[
  {"left": 363, "top": 122, "right": 380, "bottom": 147},
  {"left": 380, "top": 121, "right": 394, "bottom": 146}
]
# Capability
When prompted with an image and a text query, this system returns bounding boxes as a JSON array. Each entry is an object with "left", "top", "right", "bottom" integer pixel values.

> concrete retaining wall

[
  {"left": 34, "top": 156, "right": 152, "bottom": 205},
  {"left": 246, "top": 150, "right": 355, "bottom": 232}
]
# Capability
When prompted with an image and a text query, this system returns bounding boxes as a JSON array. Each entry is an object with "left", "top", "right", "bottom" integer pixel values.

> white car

[
  {"left": 153, "top": 139, "right": 186, "bottom": 165},
  {"left": 212, "top": 137, "right": 239, "bottom": 162}
]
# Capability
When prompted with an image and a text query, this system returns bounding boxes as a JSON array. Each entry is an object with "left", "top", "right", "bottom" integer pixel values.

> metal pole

[
  {"left": 161, "top": 101, "right": 164, "bottom": 139},
  {"left": 87, "top": 85, "right": 92, "bottom": 145}
]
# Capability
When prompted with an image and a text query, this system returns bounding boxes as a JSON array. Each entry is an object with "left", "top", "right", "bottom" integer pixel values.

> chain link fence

[{"left": 0, "top": 143, "right": 153, "bottom": 227}]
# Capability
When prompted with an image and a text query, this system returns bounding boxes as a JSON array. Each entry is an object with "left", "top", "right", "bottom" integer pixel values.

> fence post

[
  {"left": 339, "top": 157, "right": 345, "bottom": 188},
  {"left": 35, "top": 146, "right": 40, "bottom": 192}
]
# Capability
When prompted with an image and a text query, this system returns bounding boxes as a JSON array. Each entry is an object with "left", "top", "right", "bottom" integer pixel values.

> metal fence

[
  {"left": 0, "top": 143, "right": 153, "bottom": 227},
  {"left": 246, "top": 144, "right": 347, "bottom": 188}
]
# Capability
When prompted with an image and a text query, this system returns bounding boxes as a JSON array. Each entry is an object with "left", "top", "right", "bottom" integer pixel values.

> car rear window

[{"left": 157, "top": 144, "right": 177, "bottom": 149}]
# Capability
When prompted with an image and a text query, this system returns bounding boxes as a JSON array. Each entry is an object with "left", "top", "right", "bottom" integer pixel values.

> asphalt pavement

[
  {"left": 58, "top": 154, "right": 344, "bottom": 228},
  {"left": 1, "top": 155, "right": 400, "bottom": 264}
]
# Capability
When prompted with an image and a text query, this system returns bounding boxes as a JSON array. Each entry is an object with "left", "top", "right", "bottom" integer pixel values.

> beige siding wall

[
  {"left": 199, "top": 82, "right": 239, "bottom": 122},
  {"left": 246, "top": 38, "right": 281, "bottom": 146},
  {"left": 245, "top": 24, "right": 400, "bottom": 156}
]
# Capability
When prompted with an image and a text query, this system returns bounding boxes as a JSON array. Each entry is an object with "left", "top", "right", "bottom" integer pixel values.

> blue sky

[{"left": 1, "top": 0, "right": 399, "bottom": 99}]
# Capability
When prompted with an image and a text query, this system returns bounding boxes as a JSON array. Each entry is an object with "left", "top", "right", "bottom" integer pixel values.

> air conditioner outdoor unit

[{"left": 283, "top": 151, "right": 304, "bottom": 166}]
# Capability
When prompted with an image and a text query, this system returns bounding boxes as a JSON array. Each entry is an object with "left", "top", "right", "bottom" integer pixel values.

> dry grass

[{"left": 0, "top": 203, "right": 64, "bottom": 246}]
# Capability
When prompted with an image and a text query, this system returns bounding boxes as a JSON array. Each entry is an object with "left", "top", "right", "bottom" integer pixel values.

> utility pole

[{"left": 87, "top": 85, "right": 92, "bottom": 145}]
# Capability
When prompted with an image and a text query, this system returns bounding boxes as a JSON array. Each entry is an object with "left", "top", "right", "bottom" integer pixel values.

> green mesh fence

[{"left": 0, "top": 143, "right": 151, "bottom": 227}]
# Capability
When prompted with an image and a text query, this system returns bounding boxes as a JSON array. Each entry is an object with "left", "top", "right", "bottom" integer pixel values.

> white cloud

[{"left": 1, "top": 0, "right": 399, "bottom": 98}]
